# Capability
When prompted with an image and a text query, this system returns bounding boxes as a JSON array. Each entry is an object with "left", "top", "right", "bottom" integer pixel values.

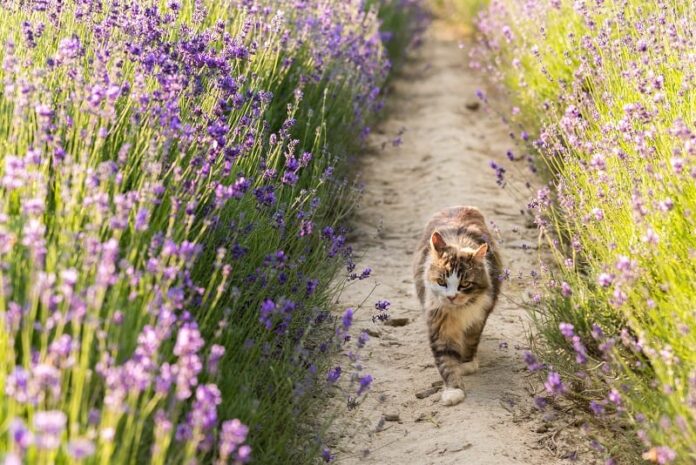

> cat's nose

[{"left": 447, "top": 296, "right": 456, "bottom": 302}]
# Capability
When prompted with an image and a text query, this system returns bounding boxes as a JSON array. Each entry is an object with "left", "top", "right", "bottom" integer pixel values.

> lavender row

[
  {"left": 472, "top": 0, "right": 696, "bottom": 462},
  {"left": 0, "top": 1, "right": 419, "bottom": 463}
]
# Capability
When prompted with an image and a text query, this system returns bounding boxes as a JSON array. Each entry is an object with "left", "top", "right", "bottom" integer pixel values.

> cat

[{"left": 413, "top": 206, "right": 502, "bottom": 406}]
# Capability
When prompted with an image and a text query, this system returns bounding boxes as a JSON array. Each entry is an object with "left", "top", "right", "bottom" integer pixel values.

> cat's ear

[
  {"left": 430, "top": 231, "right": 447, "bottom": 255},
  {"left": 473, "top": 243, "right": 488, "bottom": 261}
]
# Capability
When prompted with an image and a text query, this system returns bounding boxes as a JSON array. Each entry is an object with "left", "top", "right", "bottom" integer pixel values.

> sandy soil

[{"left": 328, "top": 25, "right": 602, "bottom": 465}]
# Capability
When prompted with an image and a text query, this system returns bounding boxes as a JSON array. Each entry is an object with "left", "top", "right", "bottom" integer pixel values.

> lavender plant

[
  {"left": 472, "top": 0, "right": 696, "bottom": 462},
  {"left": 0, "top": 1, "right": 418, "bottom": 463},
  {"left": 367, "top": 0, "right": 427, "bottom": 69}
]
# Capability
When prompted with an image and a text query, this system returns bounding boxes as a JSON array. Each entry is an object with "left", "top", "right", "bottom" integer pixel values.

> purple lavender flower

[
  {"left": 533, "top": 396, "right": 548, "bottom": 410},
  {"left": 597, "top": 273, "right": 613, "bottom": 287},
  {"left": 615, "top": 255, "right": 632, "bottom": 273},
  {"left": 174, "top": 325, "right": 204, "bottom": 358},
  {"left": 341, "top": 308, "right": 354, "bottom": 330},
  {"left": 218, "top": 419, "right": 250, "bottom": 462},
  {"left": 66, "top": 438, "right": 96, "bottom": 459},
  {"left": 357, "top": 374, "right": 373, "bottom": 395},
  {"left": 327, "top": 366, "right": 342, "bottom": 384},
  {"left": 642, "top": 228, "right": 659, "bottom": 245},
  {"left": 8, "top": 418, "right": 32, "bottom": 451},
  {"left": 322, "top": 447, "right": 335, "bottom": 462},
  {"left": 282, "top": 171, "right": 299, "bottom": 185},
  {"left": 237, "top": 445, "right": 252, "bottom": 463},
  {"left": 306, "top": 279, "right": 319, "bottom": 295},
  {"left": 608, "top": 388, "right": 622, "bottom": 406},
  {"left": 591, "top": 324, "right": 605, "bottom": 339},
  {"left": 589, "top": 400, "right": 605, "bottom": 416},
  {"left": 358, "top": 268, "right": 372, "bottom": 280},
  {"left": 259, "top": 299, "right": 276, "bottom": 330},
  {"left": 299, "top": 219, "right": 313, "bottom": 237},
  {"left": 33, "top": 410, "right": 67, "bottom": 450},
  {"left": 56, "top": 35, "right": 82, "bottom": 62},
  {"left": 357, "top": 331, "right": 369, "bottom": 348},
  {"left": 175, "top": 422, "right": 192, "bottom": 442},
  {"left": 572, "top": 336, "right": 588, "bottom": 364},
  {"left": 598, "top": 338, "right": 616, "bottom": 354},
  {"left": 33, "top": 363, "right": 61, "bottom": 398},
  {"left": 499, "top": 268, "right": 511, "bottom": 281},
  {"left": 611, "top": 287, "right": 628, "bottom": 307},
  {"left": 191, "top": 384, "right": 222, "bottom": 432},
  {"left": 559, "top": 322, "right": 575, "bottom": 338},
  {"left": 522, "top": 351, "right": 543, "bottom": 371},
  {"left": 254, "top": 186, "right": 276, "bottom": 206},
  {"left": 560, "top": 282, "right": 572, "bottom": 297},
  {"left": 6, "top": 367, "right": 33, "bottom": 404},
  {"left": 489, "top": 160, "right": 507, "bottom": 186},
  {"left": 208, "top": 344, "right": 225, "bottom": 375},
  {"left": 653, "top": 446, "right": 676, "bottom": 464},
  {"left": 134, "top": 208, "right": 150, "bottom": 231},
  {"left": 544, "top": 372, "right": 566, "bottom": 395}
]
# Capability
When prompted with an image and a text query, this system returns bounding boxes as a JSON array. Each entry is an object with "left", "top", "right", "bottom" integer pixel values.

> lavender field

[
  {"left": 2, "top": 0, "right": 695, "bottom": 464},
  {"left": 469, "top": 0, "right": 696, "bottom": 463}
]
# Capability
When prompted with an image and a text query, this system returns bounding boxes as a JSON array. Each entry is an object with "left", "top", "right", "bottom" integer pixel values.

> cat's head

[{"left": 426, "top": 231, "right": 491, "bottom": 306}]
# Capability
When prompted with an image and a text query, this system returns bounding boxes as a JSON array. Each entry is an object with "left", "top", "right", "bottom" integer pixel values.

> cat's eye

[
  {"left": 458, "top": 282, "right": 474, "bottom": 291},
  {"left": 437, "top": 278, "right": 447, "bottom": 287}
]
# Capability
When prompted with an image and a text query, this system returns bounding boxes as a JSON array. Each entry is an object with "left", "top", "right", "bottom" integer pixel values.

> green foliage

[
  {"left": 473, "top": 0, "right": 696, "bottom": 462},
  {"left": 0, "top": 1, "right": 420, "bottom": 464}
]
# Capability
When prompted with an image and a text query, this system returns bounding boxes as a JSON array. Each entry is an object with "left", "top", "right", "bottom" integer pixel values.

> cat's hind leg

[
  {"left": 460, "top": 357, "right": 479, "bottom": 375},
  {"left": 459, "top": 319, "right": 487, "bottom": 376}
]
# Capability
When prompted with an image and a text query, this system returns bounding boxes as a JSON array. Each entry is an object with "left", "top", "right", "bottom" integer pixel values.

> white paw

[
  {"left": 441, "top": 387, "right": 466, "bottom": 406},
  {"left": 461, "top": 358, "right": 479, "bottom": 376}
]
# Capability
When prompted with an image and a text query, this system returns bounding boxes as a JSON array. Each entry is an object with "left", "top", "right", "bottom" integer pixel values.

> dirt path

[{"left": 328, "top": 25, "right": 596, "bottom": 465}]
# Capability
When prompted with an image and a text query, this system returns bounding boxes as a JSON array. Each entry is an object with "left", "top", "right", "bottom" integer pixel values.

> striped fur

[{"left": 413, "top": 207, "right": 502, "bottom": 399}]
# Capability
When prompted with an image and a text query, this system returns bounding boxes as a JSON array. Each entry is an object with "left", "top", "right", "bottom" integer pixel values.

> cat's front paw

[{"left": 440, "top": 387, "right": 466, "bottom": 406}]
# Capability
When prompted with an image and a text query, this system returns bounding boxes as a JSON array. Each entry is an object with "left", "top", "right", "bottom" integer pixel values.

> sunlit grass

[{"left": 472, "top": 0, "right": 696, "bottom": 462}]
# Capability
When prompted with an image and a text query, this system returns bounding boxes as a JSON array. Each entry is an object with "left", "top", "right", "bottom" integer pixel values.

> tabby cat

[{"left": 413, "top": 206, "right": 502, "bottom": 406}]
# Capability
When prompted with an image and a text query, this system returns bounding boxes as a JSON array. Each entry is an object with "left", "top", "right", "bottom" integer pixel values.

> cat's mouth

[
  {"left": 441, "top": 295, "right": 464, "bottom": 305},
  {"left": 441, "top": 293, "right": 479, "bottom": 306}
]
